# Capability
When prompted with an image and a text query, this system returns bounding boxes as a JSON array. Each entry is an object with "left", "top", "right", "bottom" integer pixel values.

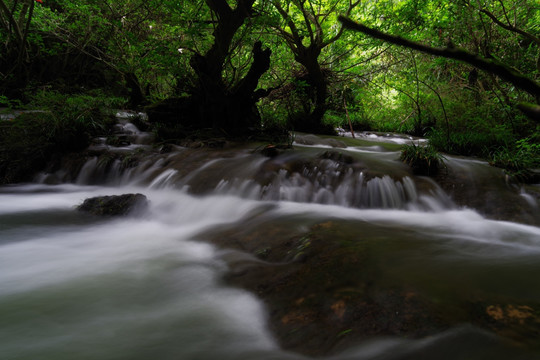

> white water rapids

[{"left": 1, "top": 133, "right": 539, "bottom": 360}]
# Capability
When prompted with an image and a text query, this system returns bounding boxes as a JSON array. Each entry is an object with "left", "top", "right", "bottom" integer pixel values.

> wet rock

[
  {"left": 77, "top": 193, "right": 148, "bottom": 216},
  {"left": 470, "top": 301, "right": 540, "bottom": 347},
  {"left": 434, "top": 160, "right": 540, "bottom": 225},
  {"left": 205, "top": 213, "right": 540, "bottom": 356},
  {"left": 205, "top": 219, "right": 448, "bottom": 356},
  {"left": 260, "top": 145, "right": 280, "bottom": 158},
  {"left": 318, "top": 150, "right": 355, "bottom": 164},
  {"left": 260, "top": 144, "right": 292, "bottom": 158},
  {"left": 295, "top": 134, "right": 347, "bottom": 148}
]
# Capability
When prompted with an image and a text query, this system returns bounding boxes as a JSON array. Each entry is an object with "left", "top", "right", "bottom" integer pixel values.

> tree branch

[
  {"left": 271, "top": 1, "right": 304, "bottom": 49},
  {"left": 293, "top": 0, "right": 316, "bottom": 44},
  {"left": 480, "top": 9, "right": 540, "bottom": 46},
  {"left": 205, "top": 0, "right": 232, "bottom": 18},
  {"left": 321, "top": 0, "right": 359, "bottom": 48},
  {"left": 0, "top": 0, "right": 23, "bottom": 42},
  {"left": 339, "top": 16, "right": 540, "bottom": 98}
]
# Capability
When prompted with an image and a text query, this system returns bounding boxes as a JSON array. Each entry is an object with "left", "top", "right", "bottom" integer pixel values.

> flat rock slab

[{"left": 204, "top": 216, "right": 540, "bottom": 357}]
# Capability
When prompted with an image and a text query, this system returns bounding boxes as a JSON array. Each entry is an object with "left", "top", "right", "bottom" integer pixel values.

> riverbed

[{"left": 1, "top": 132, "right": 539, "bottom": 359}]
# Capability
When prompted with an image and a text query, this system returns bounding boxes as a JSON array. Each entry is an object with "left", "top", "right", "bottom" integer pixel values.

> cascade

[
  {"left": 3, "top": 124, "right": 540, "bottom": 360},
  {"left": 40, "top": 128, "right": 456, "bottom": 212},
  {"left": 48, "top": 148, "right": 452, "bottom": 211}
]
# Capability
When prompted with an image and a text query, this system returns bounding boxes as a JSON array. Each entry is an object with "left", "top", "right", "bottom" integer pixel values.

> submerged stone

[{"left": 77, "top": 193, "right": 148, "bottom": 216}]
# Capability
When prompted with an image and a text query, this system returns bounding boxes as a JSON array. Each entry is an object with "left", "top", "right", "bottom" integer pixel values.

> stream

[{"left": 1, "top": 121, "right": 540, "bottom": 359}]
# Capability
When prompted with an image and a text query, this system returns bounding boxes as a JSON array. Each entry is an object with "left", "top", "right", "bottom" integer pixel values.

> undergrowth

[
  {"left": 0, "top": 91, "right": 124, "bottom": 183},
  {"left": 489, "top": 137, "right": 540, "bottom": 182}
]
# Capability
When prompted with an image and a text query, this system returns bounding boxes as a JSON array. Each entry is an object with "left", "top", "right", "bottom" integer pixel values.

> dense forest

[{"left": 1, "top": 0, "right": 539, "bottom": 182}]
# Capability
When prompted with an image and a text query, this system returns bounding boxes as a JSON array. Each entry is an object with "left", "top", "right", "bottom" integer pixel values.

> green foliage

[
  {"left": 0, "top": 96, "right": 23, "bottom": 109},
  {"left": 428, "top": 127, "right": 511, "bottom": 158},
  {"left": 400, "top": 142, "right": 444, "bottom": 176},
  {"left": 0, "top": 90, "right": 123, "bottom": 183},
  {"left": 0, "top": 111, "right": 59, "bottom": 183},
  {"left": 259, "top": 100, "right": 289, "bottom": 128},
  {"left": 27, "top": 90, "right": 122, "bottom": 147},
  {"left": 489, "top": 138, "right": 540, "bottom": 182},
  {"left": 1, "top": 0, "right": 538, "bottom": 144},
  {"left": 323, "top": 111, "right": 345, "bottom": 129}
]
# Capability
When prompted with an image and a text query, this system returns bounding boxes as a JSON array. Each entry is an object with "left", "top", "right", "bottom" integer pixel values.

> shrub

[
  {"left": 427, "top": 127, "right": 512, "bottom": 157},
  {"left": 28, "top": 90, "right": 122, "bottom": 140},
  {"left": 0, "top": 95, "right": 23, "bottom": 109}
]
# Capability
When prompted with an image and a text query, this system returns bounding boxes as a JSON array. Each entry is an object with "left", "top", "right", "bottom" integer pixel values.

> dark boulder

[{"left": 77, "top": 193, "right": 148, "bottom": 216}]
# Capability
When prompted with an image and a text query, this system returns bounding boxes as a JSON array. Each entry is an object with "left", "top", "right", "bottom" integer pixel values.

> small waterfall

[
  {"left": 520, "top": 187, "right": 539, "bottom": 209},
  {"left": 76, "top": 157, "right": 99, "bottom": 184},
  {"left": 216, "top": 172, "right": 430, "bottom": 210},
  {"left": 149, "top": 168, "right": 179, "bottom": 188},
  {"left": 40, "top": 140, "right": 456, "bottom": 211},
  {"left": 115, "top": 111, "right": 154, "bottom": 145}
]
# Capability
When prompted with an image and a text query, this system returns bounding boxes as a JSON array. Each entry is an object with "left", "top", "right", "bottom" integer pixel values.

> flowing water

[{"left": 1, "top": 126, "right": 540, "bottom": 359}]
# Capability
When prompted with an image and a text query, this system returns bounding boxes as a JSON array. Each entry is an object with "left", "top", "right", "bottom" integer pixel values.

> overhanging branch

[
  {"left": 339, "top": 16, "right": 540, "bottom": 98},
  {"left": 480, "top": 9, "right": 540, "bottom": 46}
]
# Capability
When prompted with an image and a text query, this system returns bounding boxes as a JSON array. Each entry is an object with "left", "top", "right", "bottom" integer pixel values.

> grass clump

[{"left": 400, "top": 142, "right": 444, "bottom": 176}]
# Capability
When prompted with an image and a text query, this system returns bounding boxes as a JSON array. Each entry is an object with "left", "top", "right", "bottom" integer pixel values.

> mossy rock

[{"left": 77, "top": 193, "right": 148, "bottom": 216}]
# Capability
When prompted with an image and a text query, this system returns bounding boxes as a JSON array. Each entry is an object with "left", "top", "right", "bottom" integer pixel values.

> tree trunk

[
  {"left": 293, "top": 45, "right": 334, "bottom": 134},
  {"left": 0, "top": 0, "right": 33, "bottom": 95},
  {"left": 190, "top": 41, "right": 271, "bottom": 131},
  {"left": 184, "top": 0, "right": 270, "bottom": 134},
  {"left": 125, "top": 72, "right": 146, "bottom": 108},
  {"left": 148, "top": 1, "right": 271, "bottom": 138}
]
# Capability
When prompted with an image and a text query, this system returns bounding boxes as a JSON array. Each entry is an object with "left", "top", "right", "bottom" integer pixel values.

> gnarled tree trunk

[
  {"left": 293, "top": 44, "right": 332, "bottom": 133},
  {"left": 187, "top": 0, "right": 271, "bottom": 133}
]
